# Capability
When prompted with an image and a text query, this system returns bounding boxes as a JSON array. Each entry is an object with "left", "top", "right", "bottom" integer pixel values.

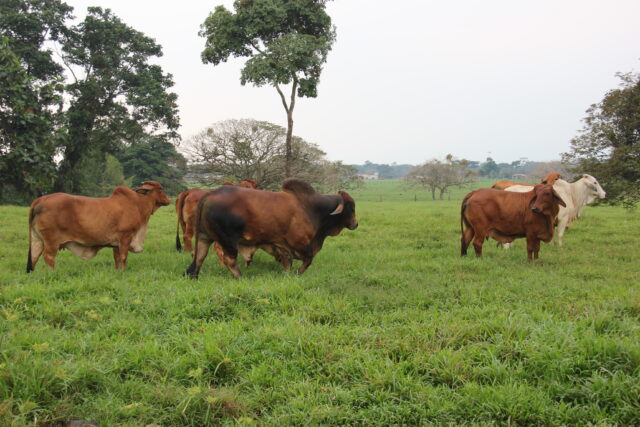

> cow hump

[{"left": 281, "top": 178, "right": 317, "bottom": 198}]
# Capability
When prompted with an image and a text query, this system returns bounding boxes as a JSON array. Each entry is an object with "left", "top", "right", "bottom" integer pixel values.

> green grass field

[{"left": 1, "top": 180, "right": 639, "bottom": 425}]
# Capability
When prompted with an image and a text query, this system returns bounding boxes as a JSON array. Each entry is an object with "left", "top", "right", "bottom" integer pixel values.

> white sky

[{"left": 63, "top": 0, "right": 640, "bottom": 164}]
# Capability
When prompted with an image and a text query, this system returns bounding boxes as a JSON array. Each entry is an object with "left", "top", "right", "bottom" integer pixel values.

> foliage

[
  {"left": 563, "top": 71, "right": 640, "bottom": 207},
  {"left": 0, "top": 0, "right": 72, "bottom": 81},
  {"left": 55, "top": 6, "right": 180, "bottom": 193},
  {"left": 406, "top": 154, "right": 476, "bottom": 200},
  {"left": 1, "top": 181, "right": 639, "bottom": 425},
  {"left": 76, "top": 152, "right": 132, "bottom": 197},
  {"left": 1, "top": 1, "right": 183, "bottom": 201},
  {"left": 0, "top": 37, "right": 60, "bottom": 203},
  {"left": 200, "top": 0, "right": 336, "bottom": 177},
  {"left": 479, "top": 156, "right": 499, "bottom": 177},
  {"left": 187, "top": 118, "right": 356, "bottom": 191},
  {"left": 119, "top": 138, "right": 186, "bottom": 195}
]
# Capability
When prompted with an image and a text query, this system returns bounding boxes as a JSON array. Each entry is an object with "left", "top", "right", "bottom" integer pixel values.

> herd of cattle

[
  {"left": 462, "top": 172, "right": 606, "bottom": 259},
  {"left": 24, "top": 172, "right": 605, "bottom": 277},
  {"left": 26, "top": 178, "right": 358, "bottom": 278}
]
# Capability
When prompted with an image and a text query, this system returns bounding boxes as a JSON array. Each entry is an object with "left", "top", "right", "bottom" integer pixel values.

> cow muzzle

[{"left": 349, "top": 221, "right": 359, "bottom": 230}]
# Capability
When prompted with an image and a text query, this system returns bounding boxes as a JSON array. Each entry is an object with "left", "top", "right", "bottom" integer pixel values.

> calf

[{"left": 461, "top": 185, "right": 565, "bottom": 260}]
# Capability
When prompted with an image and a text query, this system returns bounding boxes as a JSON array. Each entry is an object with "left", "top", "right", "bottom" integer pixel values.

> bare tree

[
  {"left": 406, "top": 154, "right": 476, "bottom": 200},
  {"left": 186, "top": 119, "right": 356, "bottom": 190}
]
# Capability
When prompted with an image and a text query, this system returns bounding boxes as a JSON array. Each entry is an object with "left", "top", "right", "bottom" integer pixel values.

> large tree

[
  {"left": 199, "top": 0, "right": 336, "bottom": 178},
  {"left": 0, "top": 0, "right": 71, "bottom": 202},
  {"left": 187, "top": 118, "right": 355, "bottom": 191},
  {"left": 0, "top": 37, "right": 61, "bottom": 203},
  {"left": 55, "top": 6, "right": 180, "bottom": 193},
  {"left": 563, "top": 71, "right": 640, "bottom": 206}
]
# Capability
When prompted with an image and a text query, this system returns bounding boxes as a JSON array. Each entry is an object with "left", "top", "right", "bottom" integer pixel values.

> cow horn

[{"left": 330, "top": 201, "right": 344, "bottom": 215}]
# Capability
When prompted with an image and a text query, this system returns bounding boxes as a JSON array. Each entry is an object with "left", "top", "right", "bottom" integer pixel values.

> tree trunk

[
  {"left": 431, "top": 187, "right": 436, "bottom": 200},
  {"left": 439, "top": 187, "right": 446, "bottom": 199},
  {"left": 275, "top": 80, "right": 297, "bottom": 181},
  {"left": 284, "top": 109, "right": 293, "bottom": 179}
]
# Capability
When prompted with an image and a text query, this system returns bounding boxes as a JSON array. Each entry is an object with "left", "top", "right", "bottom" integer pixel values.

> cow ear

[
  {"left": 330, "top": 201, "right": 344, "bottom": 215},
  {"left": 552, "top": 189, "right": 566, "bottom": 207}
]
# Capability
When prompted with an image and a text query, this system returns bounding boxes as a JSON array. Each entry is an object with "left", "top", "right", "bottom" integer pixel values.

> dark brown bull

[
  {"left": 175, "top": 179, "right": 259, "bottom": 253},
  {"left": 27, "top": 181, "right": 170, "bottom": 271},
  {"left": 460, "top": 184, "right": 565, "bottom": 260},
  {"left": 186, "top": 178, "right": 358, "bottom": 278}
]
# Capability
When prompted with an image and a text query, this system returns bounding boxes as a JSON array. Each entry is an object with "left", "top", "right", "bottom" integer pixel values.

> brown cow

[
  {"left": 175, "top": 188, "right": 210, "bottom": 253},
  {"left": 460, "top": 184, "right": 566, "bottom": 260},
  {"left": 27, "top": 181, "right": 170, "bottom": 272},
  {"left": 186, "top": 178, "right": 358, "bottom": 278},
  {"left": 540, "top": 172, "right": 561, "bottom": 185},
  {"left": 175, "top": 179, "right": 259, "bottom": 253},
  {"left": 491, "top": 180, "right": 528, "bottom": 190}
]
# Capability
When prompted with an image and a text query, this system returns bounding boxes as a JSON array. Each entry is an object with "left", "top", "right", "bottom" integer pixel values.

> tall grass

[{"left": 1, "top": 180, "right": 639, "bottom": 425}]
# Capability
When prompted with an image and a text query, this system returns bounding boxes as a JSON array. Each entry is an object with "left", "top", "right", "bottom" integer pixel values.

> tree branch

[{"left": 275, "top": 84, "right": 289, "bottom": 113}]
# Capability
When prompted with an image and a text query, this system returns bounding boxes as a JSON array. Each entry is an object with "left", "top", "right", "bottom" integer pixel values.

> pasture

[{"left": 1, "top": 180, "right": 639, "bottom": 425}]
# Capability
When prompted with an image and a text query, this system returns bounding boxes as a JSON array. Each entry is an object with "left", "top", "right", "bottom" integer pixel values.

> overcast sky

[{"left": 64, "top": 0, "right": 640, "bottom": 164}]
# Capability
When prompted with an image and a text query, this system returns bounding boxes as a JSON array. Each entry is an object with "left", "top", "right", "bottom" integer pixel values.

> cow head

[
  {"left": 581, "top": 174, "right": 606, "bottom": 202},
  {"left": 530, "top": 184, "right": 566, "bottom": 216},
  {"left": 136, "top": 181, "right": 170, "bottom": 210},
  {"left": 330, "top": 190, "right": 358, "bottom": 231},
  {"left": 541, "top": 172, "right": 561, "bottom": 185},
  {"left": 239, "top": 179, "right": 258, "bottom": 189}
]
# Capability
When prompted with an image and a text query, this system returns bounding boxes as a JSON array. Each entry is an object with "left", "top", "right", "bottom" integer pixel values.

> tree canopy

[
  {"left": 187, "top": 118, "right": 358, "bottom": 191},
  {"left": 406, "top": 155, "right": 476, "bottom": 200},
  {"left": 563, "top": 71, "right": 640, "bottom": 207},
  {"left": 0, "top": 0, "right": 184, "bottom": 202},
  {"left": 200, "top": 0, "right": 336, "bottom": 178}
]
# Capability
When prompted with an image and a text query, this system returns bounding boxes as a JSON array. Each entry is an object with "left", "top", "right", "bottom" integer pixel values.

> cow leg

[
  {"left": 184, "top": 221, "right": 195, "bottom": 253},
  {"left": 214, "top": 242, "right": 225, "bottom": 266},
  {"left": 42, "top": 242, "right": 58, "bottom": 270},
  {"left": 222, "top": 252, "right": 241, "bottom": 279},
  {"left": 186, "top": 238, "right": 212, "bottom": 279},
  {"left": 555, "top": 216, "right": 568, "bottom": 247},
  {"left": 113, "top": 247, "right": 122, "bottom": 270},
  {"left": 115, "top": 236, "right": 133, "bottom": 270},
  {"left": 526, "top": 236, "right": 540, "bottom": 260},
  {"left": 472, "top": 233, "right": 485, "bottom": 257},
  {"left": 297, "top": 257, "right": 314, "bottom": 274}
]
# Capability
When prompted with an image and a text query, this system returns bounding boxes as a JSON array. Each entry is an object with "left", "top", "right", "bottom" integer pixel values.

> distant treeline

[{"left": 352, "top": 159, "right": 567, "bottom": 180}]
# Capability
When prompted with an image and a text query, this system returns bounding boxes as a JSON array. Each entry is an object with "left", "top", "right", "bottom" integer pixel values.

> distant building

[
  {"left": 356, "top": 172, "right": 379, "bottom": 180},
  {"left": 512, "top": 173, "right": 527, "bottom": 180}
]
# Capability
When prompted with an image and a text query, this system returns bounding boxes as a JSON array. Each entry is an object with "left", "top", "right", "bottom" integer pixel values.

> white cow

[{"left": 504, "top": 174, "right": 606, "bottom": 246}]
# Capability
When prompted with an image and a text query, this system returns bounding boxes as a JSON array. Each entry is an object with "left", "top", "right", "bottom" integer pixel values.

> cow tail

[
  {"left": 175, "top": 192, "right": 185, "bottom": 251},
  {"left": 26, "top": 204, "right": 36, "bottom": 273},
  {"left": 186, "top": 195, "right": 204, "bottom": 278},
  {"left": 460, "top": 193, "right": 472, "bottom": 256}
]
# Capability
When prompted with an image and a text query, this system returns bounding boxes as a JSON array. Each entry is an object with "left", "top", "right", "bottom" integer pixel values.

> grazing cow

[
  {"left": 175, "top": 179, "right": 259, "bottom": 253},
  {"left": 186, "top": 178, "right": 358, "bottom": 278},
  {"left": 461, "top": 185, "right": 566, "bottom": 260},
  {"left": 504, "top": 174, "right": 605, "bottom": 245},
  {"left": 27, "top": 181, "right": 170, "bottom": 272}
]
